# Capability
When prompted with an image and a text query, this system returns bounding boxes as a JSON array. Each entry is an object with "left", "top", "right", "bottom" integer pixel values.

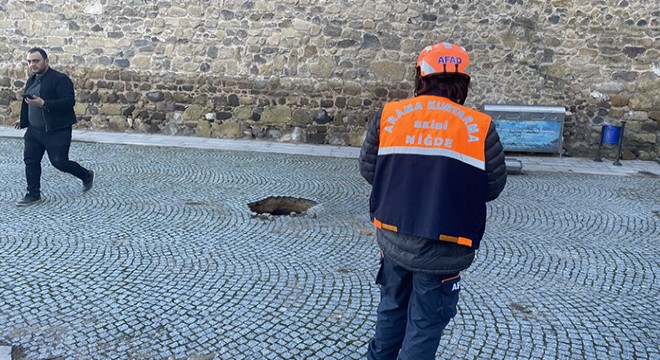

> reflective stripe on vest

[
  {"left": 374, "top": 216, "right": 474, "bottom": 247},
  {"left": 373, "top": 217, "right": 398, "bottom": 232}
]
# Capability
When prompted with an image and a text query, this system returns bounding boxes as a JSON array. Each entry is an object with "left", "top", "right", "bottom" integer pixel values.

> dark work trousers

[
  {"left": 23, "top": 126, "right": 90, "bottom": 196},
  {"left": 368, "top": 254, "right": 461, "bottom": 360}
]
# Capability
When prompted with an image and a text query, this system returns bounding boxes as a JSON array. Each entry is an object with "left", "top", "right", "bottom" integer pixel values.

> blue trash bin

[{"left": 601, "top": 125, "right": 621, "bottom": 145}]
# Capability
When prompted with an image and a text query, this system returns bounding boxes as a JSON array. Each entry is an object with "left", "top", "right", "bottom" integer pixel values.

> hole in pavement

[{"left": 248, "top": 196, "right": 318, "bottom": 216}]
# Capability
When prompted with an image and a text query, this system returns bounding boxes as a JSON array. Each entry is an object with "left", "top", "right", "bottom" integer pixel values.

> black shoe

[
  {"left": 16, "top": 193, "right": 42, "bottom": 206},
  {"left": 83, "top": 170, "right": 94, "bottom": 192}
]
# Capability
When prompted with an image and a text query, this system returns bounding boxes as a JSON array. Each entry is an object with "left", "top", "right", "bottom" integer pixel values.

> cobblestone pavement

[{"left": 0, "top": 136, "right": 658, "bottom": 360}]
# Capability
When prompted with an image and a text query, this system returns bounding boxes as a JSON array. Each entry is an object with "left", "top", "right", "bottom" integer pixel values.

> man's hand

[
  {"left": 12, "top": 120, "right": 20, "bottom": 129},
  {"left": 24, "top": 95, "right": 45, "bottom": 108}
]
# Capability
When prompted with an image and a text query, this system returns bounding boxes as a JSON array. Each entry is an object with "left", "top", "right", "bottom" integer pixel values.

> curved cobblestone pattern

[{"left": 0, "top": 139, "right": 658, "bottom": 359}]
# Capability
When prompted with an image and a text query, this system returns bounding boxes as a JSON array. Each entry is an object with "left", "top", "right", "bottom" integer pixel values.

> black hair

[
  {"left": 414, "top": 67, "right": 470, "bottom": 105},
  {"left": 27, "top": 47, "right": 48, "bottom": 59}
]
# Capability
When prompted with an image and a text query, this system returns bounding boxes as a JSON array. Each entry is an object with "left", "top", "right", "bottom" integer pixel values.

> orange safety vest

[{"left": 370, "top": 95, "right": 492, "bottom": 248}]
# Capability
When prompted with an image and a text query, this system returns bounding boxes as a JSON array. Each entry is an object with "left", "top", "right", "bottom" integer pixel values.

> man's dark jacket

[{"left": 20, "top": 67, "right": 76, "bottom": 132}]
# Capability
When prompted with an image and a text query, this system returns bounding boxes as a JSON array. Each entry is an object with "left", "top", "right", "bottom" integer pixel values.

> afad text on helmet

[
  {"left": 384, "top": 100, "right": 480, "bottom": 143},
  {"left": 437, "top": 56, "right": 462, "bottom": 65}
]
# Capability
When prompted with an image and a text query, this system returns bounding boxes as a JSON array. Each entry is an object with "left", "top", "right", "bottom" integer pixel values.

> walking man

[
  {"left": 13, "top": 47, "right": 94, "bottom": 206},
  {"left": 360, "top": 42, "right": 507, "bottom": 359}
]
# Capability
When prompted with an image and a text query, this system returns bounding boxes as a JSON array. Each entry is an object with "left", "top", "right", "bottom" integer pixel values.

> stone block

[
  {"left": 281, "top": 28, "right": 298, "bottom": 39},
  {"left": 47, "top": 36, "right": 65, "bottom": 46},
  {"left": 305, "top": 132, "right": 327, "bottom": 144},
  {"left": 151, "top": 111, "right": 166, "bottom": 121},
  {"left": 637, "top": 151, "right": 658, "bottom": 160},
  {"left": 629, "top": 95, "right": 655, "bottom": 111},
  {"left": 174, "top": 92, "right": 194, "bottom": 104},
  {"left": 146, "top": 91, "right": 165, "bottom": 102},
  {"left": 9, "top": 101, "right": 21, "bottom": 117},
  {"left": 183, "top": 104, "right": 204, "bottom": 122},
  {"left": 107, "top": 116, "right": 129, "bottom": 131},
  {"left": 641, "top": 121, "right": 657, "bottom": 132},
  {"left": 350, "top": 128, "right": 367, "bottom": 147},
  {"left": 156, "top": 101, "right": 175, "bottom": 112},
  {"left": 347, "top": 97, "right": 362, "bottom": 107},
  {"left": 327, "top": 130, "right": 349, "bottom": 146},
  {"left": 628, "top": 133, "right": 656, "bottom": 144},
  {"left": 610, "top": 95, "right": 629, "bottom": 106},
  {"left": 292, "top": 109, "right": 314, "bottom": 125},
  {"left": 624, "top": 111, "right": 649, "bottom": 121},
  {"left": 544, "top": 63, "right": 572, "bottom": 80},
  {"left": 264, "top": 127, "right": 283, "bottom": 140},
  {"left": 212, "top": 121, "right": 241, "bottom": 138},
  {"left": 188, "top": 5, "right": 204, "bottom": 17},
  {"left": 261, "top": 106, "right": 292, "bottom": 124},
  {"left": 99, "top": 104, "right": 123, "bottom": 116},
  {"left": 611, "top": 70, "right": 639, "bottom": 81},
  {"left": 621, "top": 149, "right": 637, "bottom": 160},
  {"left": 309, "top": 24, "right": 321, "bottom": 36},
  {"left": 370, "top": 61, "right": 406, "bottom": 82},
  {"left": 291, "top": 126, "right": 303, "bottom": 143},
  {"left": 309, "top": 56, "right": 334, "bottom": 77},
  {"left": 304, "top": 45, "right": 318, "bottom": 58},
  {"left": 125, "top": 92, "right": 142, "bottom": 103},
  {"left": 216, "top": 111, "right": 232, "bottom": 120},
  {"left": 132, "top": 56, "right": 152, "bottom": 69},
  {"left": 240, "top": 97, "right": 256, "bottom": 105},
  {"left": 343, "top": 81, "right": 362, "bottom": 95},
  {"left": 74, "top": 103, "right": 88, "bottom": 116},
  {"left": 234, "top": 107, "right": 253, "bottom": 121},
  {"left": 609, "top": 108, "right": 625, "bottom": 118},
  {"left": 648, "top": 111, "right": 660, "bottom": 121},
  {"left": 591, "top": 82, "right": 625, "bottom": 94},
  {"left": 292, "top": 18, "right": 312, "bottom": 31},
  {"left": 195, "top": 120, "right": 212, "bottom": 137}
]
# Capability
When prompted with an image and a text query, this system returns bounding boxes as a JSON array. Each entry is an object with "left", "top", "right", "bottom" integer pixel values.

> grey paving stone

[{"left": 0, "top": 346, "right": 11, "bottom": 360}]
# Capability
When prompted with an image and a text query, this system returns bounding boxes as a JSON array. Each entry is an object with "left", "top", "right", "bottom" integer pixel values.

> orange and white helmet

[{"left": 416, "top": 42, "right": 471, "bottom": 78}]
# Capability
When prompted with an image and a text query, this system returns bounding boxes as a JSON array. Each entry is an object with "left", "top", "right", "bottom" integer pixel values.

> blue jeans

[{"left": 368, "top": 254, "right": 461, "bottom": 360}]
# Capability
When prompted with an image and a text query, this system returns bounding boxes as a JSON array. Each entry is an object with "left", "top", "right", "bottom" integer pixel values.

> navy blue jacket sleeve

[
  {"left": 484, "top": 121, "right": 507, "bottom": 202},
  {"left": 359, "top": 109, "right": 382, "bottom": 185},
  {"left": 43, "top": 72, "right": 75, "bottom": 112}
]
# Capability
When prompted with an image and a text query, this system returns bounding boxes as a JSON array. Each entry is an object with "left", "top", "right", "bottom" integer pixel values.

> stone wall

[{"left": 0, "top": 0, "right": 658, "bottom": 159}]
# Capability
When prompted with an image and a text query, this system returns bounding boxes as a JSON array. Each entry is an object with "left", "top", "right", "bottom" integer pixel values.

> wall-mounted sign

[{"left": 483, "top": 104, "right": 565, "bottom": 154}]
